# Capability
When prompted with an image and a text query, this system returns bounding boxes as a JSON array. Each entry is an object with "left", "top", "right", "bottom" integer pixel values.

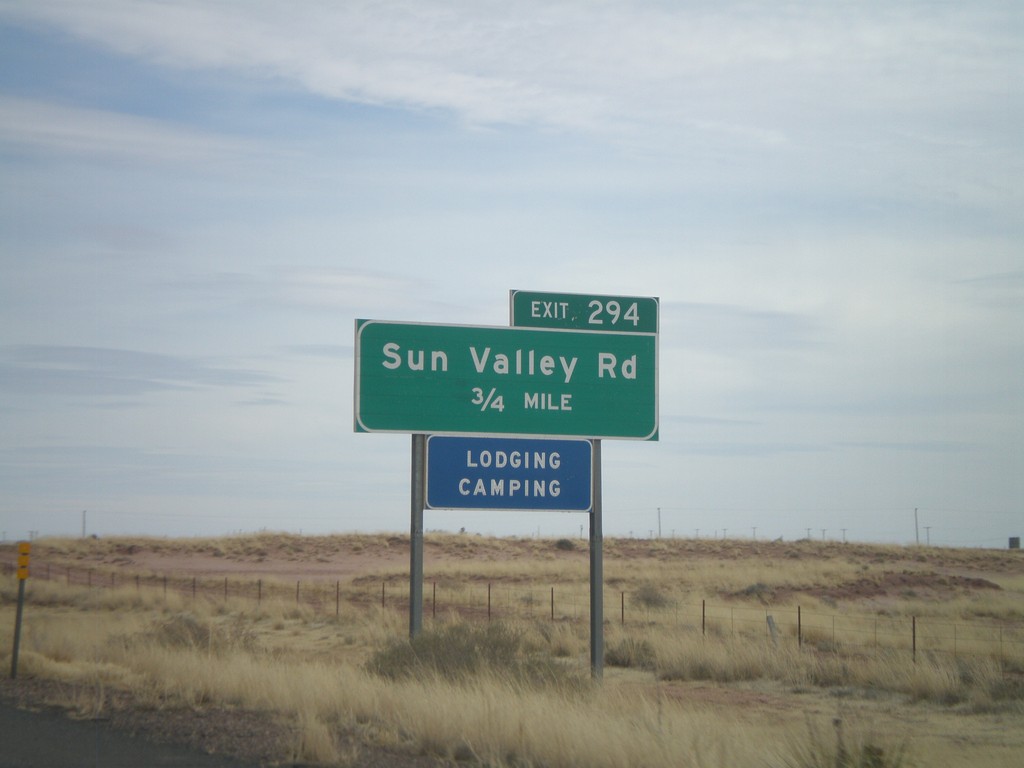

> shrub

[
  {"left": 555, "top": 538, "right": 576, "bottom": 551},
  {"left": 144, "top": 613, "right": 259, "bottom": 655},
  {"left": 604, "top": 637, "right": 656, "bottom": 670},
  {"left": 527, "top": 620, "right": 581, "bottom": 658},
  {"left": 366, "top": 621, "right": 585, "bottom": 692},
  {"left": 632, "top": 582, "right": 672, "bottom": 609},
  {"left": 737, "top": 582, "right": 775, "bottom": 604}
]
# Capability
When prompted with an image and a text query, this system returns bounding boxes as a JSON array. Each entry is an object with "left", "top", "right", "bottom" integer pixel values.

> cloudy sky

[{"left": 1, "top": 1, "right": 1021, "bottom": 546}]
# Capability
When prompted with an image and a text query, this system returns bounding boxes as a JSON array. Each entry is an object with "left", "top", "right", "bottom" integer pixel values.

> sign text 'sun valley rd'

[{"left": 354, "top": 320, "right": 657, "bottom": 439}]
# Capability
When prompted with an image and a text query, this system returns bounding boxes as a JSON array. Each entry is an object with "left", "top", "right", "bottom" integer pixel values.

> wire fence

[
  {"left": 387, "top": 579, "right": 1024, "bottom": 666},
  {"left": 5, "top": 560, "right": 1024, "bottom": 667}
]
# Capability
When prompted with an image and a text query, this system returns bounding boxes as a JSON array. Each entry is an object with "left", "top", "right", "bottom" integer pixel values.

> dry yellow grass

[{"left": 2, "top": 533, "right": 1023, "bottom": 766}]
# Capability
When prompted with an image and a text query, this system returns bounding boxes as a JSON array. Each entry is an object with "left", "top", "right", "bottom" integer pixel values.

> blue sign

[{"left": 426, "top": 436, "right": 592, "bottom": 511}]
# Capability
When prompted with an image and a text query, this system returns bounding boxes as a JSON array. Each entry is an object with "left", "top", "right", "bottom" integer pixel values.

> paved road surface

[{"left": 0, "top": 702, "right": 258, "bottom": 768}]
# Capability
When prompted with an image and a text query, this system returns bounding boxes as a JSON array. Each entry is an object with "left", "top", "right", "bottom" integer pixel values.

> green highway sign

[
  {"left": 510, "top": 290, "right": 659, "bottom": 334},
  {"left": 355, "top": 319, "right": 657, "bottom": 439}
]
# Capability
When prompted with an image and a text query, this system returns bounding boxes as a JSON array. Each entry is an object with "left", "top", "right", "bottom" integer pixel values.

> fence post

[
  {"left": 702, "top": 599, "right": 706, "bottom": 636},
  {"left": 551, "top": 587, "right": 555, "bottom": 621},
  {"left": 621, "top": 591, "right": 625, "bottom": 625},
  {"left": 296, "top": 580, "right": 300, "bottom": 605},
  {"left": 487, "top": 582, "right": 492, "bottom": 621},
  {"left": 257, "top": 579, "right": 262, "bottom": 606},
  {"left": 381, "top": 581, "right": 385, "bottom": 609},
  {"left": 192, "top": 577, "right": 196, "bottom": 601},
  {"left": 912, "top": 616, "right": 917, "bottom": 664},
  {"left": 798, "top": 605, "right": 802, "bottom": 648},
  {"left": 432, "top": 581, "right": 436, "bottom": 620}
]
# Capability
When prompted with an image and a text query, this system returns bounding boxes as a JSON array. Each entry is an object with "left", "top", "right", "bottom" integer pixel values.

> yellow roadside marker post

[{"left": 10, "top": 541, "right": 30, "bottom": 679}]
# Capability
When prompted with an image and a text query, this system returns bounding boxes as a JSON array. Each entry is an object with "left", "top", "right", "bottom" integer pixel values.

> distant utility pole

[
  {"left": 915, "top": 507, "right": 919, "bottom": 545},
  {"left": 821, "top": 528, "right": 827, "bottom": 540},
  {"left": 806, "top": 528, "right": 812, "bottom": 539},
  {"left": 657, "top": 508, "right": 662, "bottom": 539},
  {"left": 924, "top": 526, "right": 931, "bottom": 546},
  {"left": 82, "top": 510, "right": 86, "bottom": 538},
  {"left": 752, "top": 526, "right": 757, "bottom": 540},
  {"left": 841, "top": 528, "right": 847, "bottom": 543}
]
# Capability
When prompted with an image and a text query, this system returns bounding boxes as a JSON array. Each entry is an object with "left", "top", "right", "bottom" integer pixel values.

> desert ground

[{"left": 2, "top": 532, "right": 1023, "bottom": 767}]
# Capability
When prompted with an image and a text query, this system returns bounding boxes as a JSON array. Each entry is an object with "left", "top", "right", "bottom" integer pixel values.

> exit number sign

[{"left": 510, "top": 290, "right": 659, "bottom": 334}]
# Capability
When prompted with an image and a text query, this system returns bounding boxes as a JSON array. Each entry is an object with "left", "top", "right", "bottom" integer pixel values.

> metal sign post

[
  {"left": 589, "top": 440, "right": 603, "bottom": 678},
  {"left": 410, "top": 434, "right": 425, "bottom": 639}
]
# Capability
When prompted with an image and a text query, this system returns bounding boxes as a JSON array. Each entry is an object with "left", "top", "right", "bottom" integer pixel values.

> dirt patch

[
  {"left": 661, "top": 681, "right": 799, "bottom": 714},
  {"left": 725, "top": 571, "right": 1001, "bottom": 605},
  {"left": 803, "top": 571, "right": 1001, "bottom": 602},
  {"left": 120, "top": 549, "right": 408, "bottom": 581},
  {"left": 2, "top": 539, "right": 410, "bottom": 584}
]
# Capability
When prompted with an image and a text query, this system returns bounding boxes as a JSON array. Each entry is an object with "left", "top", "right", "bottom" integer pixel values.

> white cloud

[
  {"left": 4, "top": 1, "right": 1019, "bottom": 215},
  {"left": 4, "top": 1, "right": 1019, "bottom": 136},
  {"left": 0, "top": 344, "right": 277, "bottom": 396},
  {"left": 0, "top": 96, "right": 260, "bottom": 162}
]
